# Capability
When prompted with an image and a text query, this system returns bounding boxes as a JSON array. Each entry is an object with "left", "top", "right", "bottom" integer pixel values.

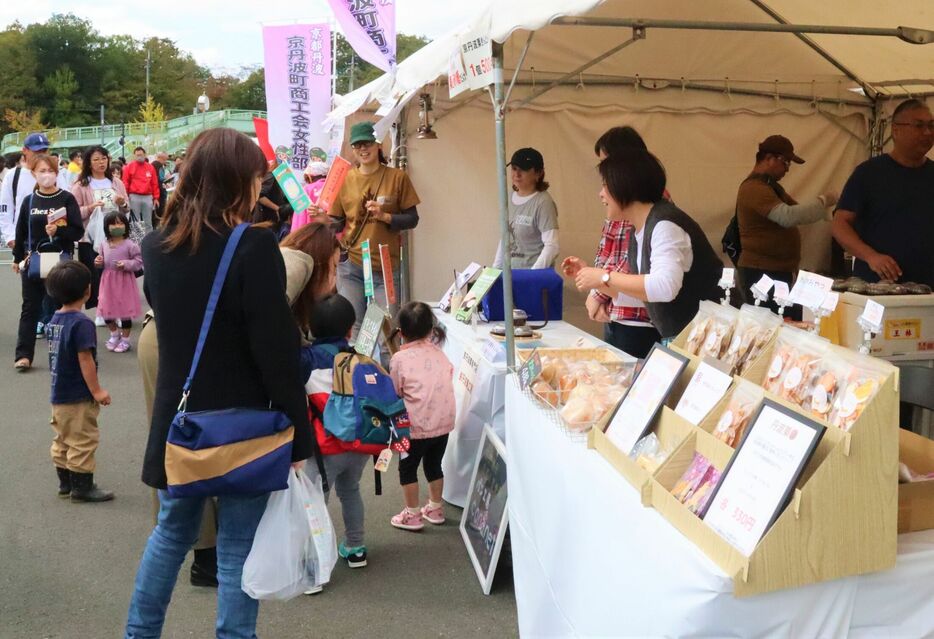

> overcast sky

[{"left": 1, "top": 1, "right": 478, "bottom": 73}]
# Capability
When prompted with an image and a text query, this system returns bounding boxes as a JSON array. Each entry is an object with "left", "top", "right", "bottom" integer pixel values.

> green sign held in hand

[{"left": 272, "top": 162, "right": 312, "bottom": 214}]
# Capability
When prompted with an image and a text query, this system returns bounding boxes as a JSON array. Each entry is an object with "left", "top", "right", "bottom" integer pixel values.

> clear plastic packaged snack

[
  {"left": 629, "top": 432, "right": 674, "bottom": 472},
  {"left": 762, "top": 327, "right": 827, "bottom": 403},
  {"left": 713, "top": 382, "right": 764, "bottom": 447},
  {"left": 699, "top": 302, "right": 738, "bottom": 361},
  {"left": 671, "top": 452, "right": 712, "bottom": 503},
  {"left": 827, "top": 350, "right": 891, "bottom": 431},
  {"left": 724, "top": 305, "right": 782, "bottom": 375},
  {"left": 684, "top": 302, "right": 715, "bottom": 356},
  {"left": 686, "top": 466, "right": 722, "bottom": 516}
]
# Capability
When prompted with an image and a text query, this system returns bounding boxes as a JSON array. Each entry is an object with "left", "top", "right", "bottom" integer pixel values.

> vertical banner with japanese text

[
  {"left": 262, "top": 24, "right": 332, "bottom": 172},
  {"left": 326, "top": 0, "right": 396, "bottom": 71}
]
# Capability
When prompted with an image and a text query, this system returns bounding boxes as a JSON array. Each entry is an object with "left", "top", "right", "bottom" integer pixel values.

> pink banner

[
  {"left": 327, "top": 0, "right": 396, "bottom": 72},
  {"left": 262, "top": 24, "right": 332, "bottom": 172}
]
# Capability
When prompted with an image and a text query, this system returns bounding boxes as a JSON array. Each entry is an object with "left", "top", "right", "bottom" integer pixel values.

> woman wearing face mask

[
  {"left": 562, "top": 149, "right": 722, "bottom": 342},
  {"left": 493, "top": 147, "right": 560, "bottom": 270},
  {"left": 308, "top": 121, "right": 420, "bottom": 340},
  {"left": 11, "top": 154, "right": 84, "bottom": 371},
  {"left": 71, "top": 145, "right": 130, "bottom": 310}
]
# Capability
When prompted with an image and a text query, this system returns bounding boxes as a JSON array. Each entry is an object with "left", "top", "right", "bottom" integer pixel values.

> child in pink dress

[
  {"left": 94, "top": 211, "right": 142, "bottom": 353},
  {"left": 388, "top": 301, "right": 456, "bottom": 531}
]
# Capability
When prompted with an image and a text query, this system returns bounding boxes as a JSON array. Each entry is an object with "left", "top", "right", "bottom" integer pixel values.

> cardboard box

[
  {"left": 839, "top": 292, "right": 934, "bottom": 359},
  {"left": 898, "top": 429, "right": 934, "bottom": 533}
]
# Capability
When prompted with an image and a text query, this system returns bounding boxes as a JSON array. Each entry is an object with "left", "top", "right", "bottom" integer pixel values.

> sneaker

[
  {"left": 338, "top": 542, "right": 368, "bottom": 568},
  {"left": 390, "top": 507, "right": 424, "bottom": 532},
  {"left": 421, "top": 502, "right": 445, "bottom": 525},
  {"left": 303, "top": 584, "right": 324, "bottom": 595},
  {"left": 13, "top": 358, "right": 31, "bottom": 372},
  {"left": 114, "top": 338, "right": 131, "bottom": 353},
  {"left": 105, "top": 333, "right": 120, "bottom": 352},
  {"left": 35, "top": 322, "right": 45, "bottom": 338},
  {"left": 95, "top": 316, "right": 107, "bottom": 327}
]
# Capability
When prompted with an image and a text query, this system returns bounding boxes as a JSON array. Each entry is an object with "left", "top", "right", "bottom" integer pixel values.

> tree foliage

[
  {"left": 137, "top": 96, "right": 167, "bottom": 123},
  {"left": 0, "top": 13, "right": 431, "bottom": 138}
]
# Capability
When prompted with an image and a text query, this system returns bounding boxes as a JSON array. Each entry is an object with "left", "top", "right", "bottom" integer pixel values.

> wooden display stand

[
  {"left": 898, "top": 429, "right": 934, "bottom": 533},
  {"left": 590, "top": 321, "right": 900, "bottom": 596}
]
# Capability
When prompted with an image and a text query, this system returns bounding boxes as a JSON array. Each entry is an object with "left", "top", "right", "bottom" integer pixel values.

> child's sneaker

[
  {"left": 421, "top": 501, "right": 445, "bottom": 525},
  {"left": 105, "top": 333, "right": 120, "bottom": 351},
  {"left": 390, "top": 507, "right": 424, "bottom": 531},
  {"left": 114, "top": 338, "right": 131, "bottom": 353},
  {"left": 338, "top": 542, "right": 368, "bottom": 568}
]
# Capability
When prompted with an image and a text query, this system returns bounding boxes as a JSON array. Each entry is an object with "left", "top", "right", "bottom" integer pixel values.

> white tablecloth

[
  {"left": 505, "top": 377, "right": 934, "bottom": 638},
  {"left": 436, "top": 311, "right": 625, "bottom": 507}
]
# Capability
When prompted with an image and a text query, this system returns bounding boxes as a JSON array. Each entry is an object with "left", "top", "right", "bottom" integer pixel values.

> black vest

[{"left": 638, "top": 200, "right": 723, "bottom": 338}]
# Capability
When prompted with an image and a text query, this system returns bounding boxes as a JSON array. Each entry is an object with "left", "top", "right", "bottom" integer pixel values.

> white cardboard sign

[
  {"left": 675, "top": 362, "right": 734, "bottom": 426},
  {"left": 860, "top": 299, "right": 885, "bottom": 333},
  {"left": 789, "top": 271, "right": 834, "bottom": 310}
]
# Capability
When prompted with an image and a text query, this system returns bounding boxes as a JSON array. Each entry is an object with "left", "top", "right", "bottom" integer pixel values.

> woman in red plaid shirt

[{"left": 572, "top": 127, "right": 663, "bottom": 358}]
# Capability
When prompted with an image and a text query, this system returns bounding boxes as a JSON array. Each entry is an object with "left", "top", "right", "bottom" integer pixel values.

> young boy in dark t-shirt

[{"left": 45, "top": 261, "right": 114, "bottom": 502}]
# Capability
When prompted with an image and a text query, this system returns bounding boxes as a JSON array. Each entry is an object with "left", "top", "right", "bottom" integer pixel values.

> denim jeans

[
  {"left": 125, "top": 490, "right": 269, "bottom": 639},
  {"left": 337, "top": 259, "right": 401, "bottom": 354}
]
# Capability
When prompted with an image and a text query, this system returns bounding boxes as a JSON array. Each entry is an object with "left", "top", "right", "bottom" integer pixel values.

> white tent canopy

[{"left": 327, "top": 0, "right": 934, "bottom": 338}]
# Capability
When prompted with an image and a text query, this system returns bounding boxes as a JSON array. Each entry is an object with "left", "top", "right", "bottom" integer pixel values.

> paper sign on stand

[
  {"left": 675, "top": 361, "right": 734, "bottom": 426},
  {"left": 355, "top": 303, "right": 393, "bottom": 358},
  {"left": 751, "top": 275, "right": 774, "bottom": 305},
  {"left": 860, "top": 299, "right": 885, "bottom": 334},
  {"left": 604, "top": 344, "right": 689, "bottom": 454},
  {"left": 455, "top": 267, "right": 502, "bottom": 322},
  {"left": 440, "top": 262, "right": 483, "bottom": 312},
  {"left": 820, "top": 292, "right": 840, "bottom": 315},
  {"left": 789, "top": 271, "right": 834, "bottom": 310},
  {"left": 703, "top": 401, "right": 825, "bottom": 556},
  {"left": 378, "top": 244, "right": 396, "bottom": 307},
  {"left": 361, "top": 240, "right": 375, "bottom": 299},
  {"left": 481, "top": 338, "right": 506, "bottom": 364},
  {"left": 316, "top": 156, "right": 352, "bottom": 213},
  {"left": 271, "top": 162, "right": 312, "bottom": 214}
]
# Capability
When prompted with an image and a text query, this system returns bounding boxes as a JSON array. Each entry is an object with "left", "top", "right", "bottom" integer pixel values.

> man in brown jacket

[{"left": 735, "top": 135, "right": 837, "bottom": 318}]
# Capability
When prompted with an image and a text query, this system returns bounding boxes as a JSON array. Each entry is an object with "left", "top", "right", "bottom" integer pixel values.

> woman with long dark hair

[
  {"left": 125, "top": 128, "right": 314, "bottom": 637},
  {"left": 71, "top": 145, "right": 130, "bottom": 310}
]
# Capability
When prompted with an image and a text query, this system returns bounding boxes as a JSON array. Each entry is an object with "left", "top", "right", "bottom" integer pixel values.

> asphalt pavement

[{"left": 0, "top": 269, "right": 517, "bottom": 638}]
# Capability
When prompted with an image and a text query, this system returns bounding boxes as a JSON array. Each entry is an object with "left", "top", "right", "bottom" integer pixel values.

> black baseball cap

[{"left": 508, "top": 147, "right": 544, "bottom": 171}]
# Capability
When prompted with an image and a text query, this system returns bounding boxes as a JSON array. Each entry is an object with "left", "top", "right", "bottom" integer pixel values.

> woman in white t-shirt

[
  {"left": 493, "top": 147, "right": 559, "bottom": 269},
  {"left": 71, "top": 146, "right": 130, "bottom": 309}
]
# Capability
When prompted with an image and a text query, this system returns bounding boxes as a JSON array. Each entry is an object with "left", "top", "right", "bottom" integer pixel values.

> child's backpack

[{"left": 323, "top": 351, "right": 411, "bottom": 453}]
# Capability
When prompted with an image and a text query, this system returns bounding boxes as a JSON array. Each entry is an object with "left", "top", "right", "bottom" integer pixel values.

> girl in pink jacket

[{"left": 388, "top": 301, "right": 456, "bottom": 531}]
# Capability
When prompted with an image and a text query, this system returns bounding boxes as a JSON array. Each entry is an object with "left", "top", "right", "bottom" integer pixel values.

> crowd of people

[{"left": 0, "top": 95, "right": 930, "bottom": 637}]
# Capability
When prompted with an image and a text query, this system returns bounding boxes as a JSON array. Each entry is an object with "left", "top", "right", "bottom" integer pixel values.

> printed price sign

[
  {"left": 272, "top": 162, "right": 312, "bottom": 214},
  {"left": 859, "top": 299, "right": 885, "bottom": 334},
  {"left": 703, "top": 401, "right": 825, "bottom": 556},
  {"left": 819, "top": 291, "right": 840, "bottom": 315},
  {"left": 719, "top": 267, "right": 735, "bottom": 289},
  {"left": 675, "top": 361, "right": 734, "bottom": 426},
  {"left": 355, "top": 303, "right": 390, "bottom": 357},
  {"left": 751, "top": 274, "right": 774, "bottom": 301},
  {"left": 448, "top": 50, "right": 469, "bottom": 98},
  {"left": 460, "top": 17, "right": 495, "bottom": 90},
  {"left": 789, "top": 271, "right": 834, "bottom": 310},
  {"left": 517, "top": 350, "right": 543, "bottom": 391},
  {"left": 361, "top": 240, "right": 374, "bottom": 299},
  {"left": 773, "top": 281, "right": 791, "bottom": 304},
  {"left": 481, "top": 338, "right": 506, "bottom": 364}
]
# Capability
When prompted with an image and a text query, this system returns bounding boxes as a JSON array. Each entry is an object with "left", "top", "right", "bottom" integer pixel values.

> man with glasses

[
  {"left": 833, "top": 99, "right": 934, "bottom": 286},
  {"left": 735, "top": 134, "right": 838, "bottom": 318}
]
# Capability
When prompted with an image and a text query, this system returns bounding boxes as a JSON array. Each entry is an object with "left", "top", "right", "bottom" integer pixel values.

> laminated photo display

[
  {"left": 703, "top": 400, "right": 825, "bottom": 556},
  {"left": 455, "top": 267, "right": 502, "bottom": 322},
  {"left": 604, "top": 344, "right": 688, "bottom": 454},
  {"left": 439, "top": 262, "right": 483, "bottom": 312}
]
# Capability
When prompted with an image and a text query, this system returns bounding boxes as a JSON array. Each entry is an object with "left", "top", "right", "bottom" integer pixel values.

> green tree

[
  {"left": 137, "top": 95, "right": 166, "bottom": 123},
  {"left": 43, "top": 66, "right": 82, "bottom": 127},
  {"left": 226, "top": 68, "right": 266, "bottom": 111},
  {"left": 3, "top": 108, "right": 46, "bottom": 134},
  {"left": 0, "top": 25, "right": 39, "bottom": 138}
]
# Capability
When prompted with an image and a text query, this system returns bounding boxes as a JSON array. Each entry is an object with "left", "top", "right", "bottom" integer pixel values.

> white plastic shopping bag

[
  {"left": 86, "top": 207, "right": 105, "bottom": 253},
  {"left": 303, "top": 471, "right": 338, "bottom": 585},
  {"left": 241, "top": 469, "right": 336, "bottom": 600}
]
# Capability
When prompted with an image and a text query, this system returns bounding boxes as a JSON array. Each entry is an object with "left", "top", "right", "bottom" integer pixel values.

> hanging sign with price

[
  {"left": 448, "top": 49, "right": 469, "bottom": 98},
  {"left": 703, "top": 400, "right": 825, "bottom": 556},
  {"left": 460, "top": 17, "right": 495, "bottom": 90},
  {"left": 517, "top": 350, "right": 543, "bottom": 391}
]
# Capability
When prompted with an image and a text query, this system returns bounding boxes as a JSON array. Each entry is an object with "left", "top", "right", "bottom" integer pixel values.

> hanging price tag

[
  {"left": 860, "top": 299, "right": 885, "bottom": 334},
  {"left": 374, "top": 448, "right": 392, "bottom": 473},
  {"left": 789, "top": 271, "right": 834, "bottom": 310},
  {"left": 719, "top": 267, "right": 735, "bottom": 289}
]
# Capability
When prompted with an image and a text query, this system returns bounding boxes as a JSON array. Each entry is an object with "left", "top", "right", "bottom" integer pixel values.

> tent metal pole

[
  {"left": 492, "top": 42, "right": 516, "bottom": 368},
  {"left": 511, "top": 31, "right": 644, "bottom": 112},
  {"left": 550, "top": 17, "right": 934, "bottom": 44},
  {"left": 746, "top": 0, "right": 877, "bottom": 99},
  {"left": 503, "top": 32, "right": 535, "bottom": 109}
]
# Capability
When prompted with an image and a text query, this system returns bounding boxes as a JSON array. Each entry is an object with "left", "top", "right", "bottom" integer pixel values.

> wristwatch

[{"left": 601, "top": 271, "right": 611, "bottom": 287}]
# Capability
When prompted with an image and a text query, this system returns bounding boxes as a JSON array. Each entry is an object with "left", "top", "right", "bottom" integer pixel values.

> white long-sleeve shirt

[
  {"left": 0, "top": 165, "right": 36, "bottom": 245},
  {"left": 634, "top": 221, "right": 694, "bottom": 303}
]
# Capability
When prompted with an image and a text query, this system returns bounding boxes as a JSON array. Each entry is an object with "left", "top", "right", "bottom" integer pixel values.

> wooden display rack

[{"left": 590, "top": 321, "right": 900, "bottom": 596}]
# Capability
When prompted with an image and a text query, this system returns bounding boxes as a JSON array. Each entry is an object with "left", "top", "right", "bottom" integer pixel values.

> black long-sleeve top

[
  {"left": 140, "top": 224, "right": 313, "bottom": 488},
  {"left": 12, "top": 188, "right": 83, "bottom": 262}
]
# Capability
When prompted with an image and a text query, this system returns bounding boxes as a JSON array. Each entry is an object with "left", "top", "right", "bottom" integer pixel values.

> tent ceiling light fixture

[{"left": 416, "top": 92, "right": 437, "bottom": 139}]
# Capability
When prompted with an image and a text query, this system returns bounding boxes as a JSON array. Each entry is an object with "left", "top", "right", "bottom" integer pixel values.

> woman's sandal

[{"left": 14, "top": 358, "right": 31, "bottom": 372}]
